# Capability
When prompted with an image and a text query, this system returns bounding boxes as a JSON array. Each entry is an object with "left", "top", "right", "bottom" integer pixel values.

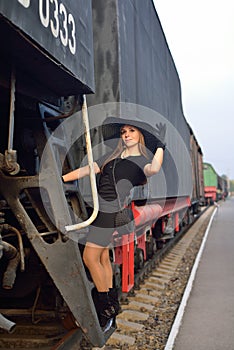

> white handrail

[{"left": 65, "top": 95, "right": 99, "bottom": 232}]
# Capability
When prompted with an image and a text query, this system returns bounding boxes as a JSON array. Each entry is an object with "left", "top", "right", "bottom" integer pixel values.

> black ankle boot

[
  {"left": 97, "top": 291, "right": 116, "bottom": 317},
  {"left": 109, "top": 288, "right": 121, "bottom": 314},
  {"left": 92, "top": 290, "right": 116, "bottom": 329}
]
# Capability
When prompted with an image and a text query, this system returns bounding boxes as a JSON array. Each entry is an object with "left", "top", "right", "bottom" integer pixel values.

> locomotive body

[
  {"left": 88, "top": 0, "right": 193, "bottom": 201},
  {"left": 0, "top": 1, "right": 205, "bottom": 348}
]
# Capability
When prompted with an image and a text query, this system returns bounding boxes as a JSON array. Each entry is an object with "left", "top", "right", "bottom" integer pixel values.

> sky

[{"left": 153, "top": 0, "right": 234, "bottom": 179}]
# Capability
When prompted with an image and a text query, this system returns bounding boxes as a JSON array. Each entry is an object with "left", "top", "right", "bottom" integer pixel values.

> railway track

[{"left": 88, "top": 205, "right": 215, "bottom": 349}]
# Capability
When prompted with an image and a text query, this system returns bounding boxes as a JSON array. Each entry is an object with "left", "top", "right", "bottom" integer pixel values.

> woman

[{"left": 62, "top": 117, "right": 165, "bottom": 330}]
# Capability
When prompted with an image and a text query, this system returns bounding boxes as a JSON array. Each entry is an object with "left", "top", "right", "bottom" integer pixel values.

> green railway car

[
  {"left": 203, "top": 163, "right": 218, "bottom": 202},
  {"left": 203, "top": 162, "right": 226, "bottom": 203},
  {"left": 203, "top": 163, "right": 218, "bottom": 187}
]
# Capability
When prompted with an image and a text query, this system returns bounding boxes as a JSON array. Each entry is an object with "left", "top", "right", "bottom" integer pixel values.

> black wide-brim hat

[{"left": 102, "top": 116, "right": 165, "bottom": 155}]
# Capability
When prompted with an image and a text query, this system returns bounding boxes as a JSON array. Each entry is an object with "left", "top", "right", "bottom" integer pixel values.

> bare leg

[
  {"left": 83, "top": 242, "right": 111, "bottom": 292},
  {"left": 100, "top": 248, "right": 113, "bottom": 289},
  {"left": 83, "top": 243, "right": 117, "bottom": 328}
]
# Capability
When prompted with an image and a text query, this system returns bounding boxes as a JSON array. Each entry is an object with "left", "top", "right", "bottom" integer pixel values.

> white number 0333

[{"left": 17, "top": 0, "right": 76, "bottom": 55}]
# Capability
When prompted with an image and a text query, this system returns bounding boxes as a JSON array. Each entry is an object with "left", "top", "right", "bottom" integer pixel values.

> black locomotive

[{"left": 0, "top": 1, "right": 205, "bottom": 348}]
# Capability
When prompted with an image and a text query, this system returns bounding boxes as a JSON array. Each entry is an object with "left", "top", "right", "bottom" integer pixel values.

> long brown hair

[{"left": 101, "top": 127, "right": 149, "bottom": 171}]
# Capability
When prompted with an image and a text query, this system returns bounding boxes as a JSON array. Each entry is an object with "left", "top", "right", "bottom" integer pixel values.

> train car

[
  {"left": 203, "top": 162, "right": 228, "bottom": 203},
  {"left": 0, "top": 0, "right": 204, "bottom": 348},
  {"left": 189, "top": 126, "right": 205, "bottom": 212},
  {"left": 221, "top": 175, "right": 230, "bottom": 198},
  {"left": 203, "top": 162, "right": 219, "bottom": 203},
  {"left": 217, "top": 174, "right": 229, "bottom": 200}
]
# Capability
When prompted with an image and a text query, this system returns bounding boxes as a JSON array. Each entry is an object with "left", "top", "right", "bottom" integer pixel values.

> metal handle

[
  {"left": 8, "top": 69, "right": 16, "bottom": 151},
  {"left": 4, "top": 66, "right": 20, "bottom": 175},
  {"left": 65, "top": 95, "right": 99, "bottom": 232}
]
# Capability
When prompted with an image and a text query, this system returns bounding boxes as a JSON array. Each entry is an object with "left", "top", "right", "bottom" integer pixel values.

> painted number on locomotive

[
  {"left": 17, "top": 0, "right": 76, "bottom": 55},
  {"left": 18, "top": 0, "right": 30, "bottom": 8}
]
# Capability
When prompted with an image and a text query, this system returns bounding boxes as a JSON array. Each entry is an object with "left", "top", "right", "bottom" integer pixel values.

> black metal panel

[
  {"left": 117, "top": 0, "right": 189, "bottom": 138},
  {"left": 0, "top": 0, "right": 94, "bottom": 95},
  {"left": 88, "top": 0, "right": 120, "bottom": 104}
]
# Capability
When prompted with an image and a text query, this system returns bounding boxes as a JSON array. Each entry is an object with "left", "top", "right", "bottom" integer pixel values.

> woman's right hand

[{"left": 62, "top": 162, "right": 100, "bottom": 182}]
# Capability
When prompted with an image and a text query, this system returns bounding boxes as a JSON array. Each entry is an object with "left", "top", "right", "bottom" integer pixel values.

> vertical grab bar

[
  {"left": 65, "top": 95, "right": 99, "bottom": 232},
  {"left": 8, "top": 68, "right": 16, "bottom": 151},
  {"left": 4, "top": 66, "right": 20, "bottom": 175}
]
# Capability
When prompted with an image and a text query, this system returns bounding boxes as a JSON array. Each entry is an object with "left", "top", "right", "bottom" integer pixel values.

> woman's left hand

[{"left": 143, "top": 147, "right": 164, "bottom": 177}]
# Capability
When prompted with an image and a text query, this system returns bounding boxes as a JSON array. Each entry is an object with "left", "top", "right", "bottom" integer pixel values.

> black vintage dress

[{"left": 86, "top": 154, "right": 149, "bottom": 246}]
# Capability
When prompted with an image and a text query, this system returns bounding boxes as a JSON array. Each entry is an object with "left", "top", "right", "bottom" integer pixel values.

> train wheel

[
  {"left": 146, "top": 237, "right": 157, "bottom": 258},
  {"left": 182, "top": 208, "right": 191, "bottom": 226},
  {"left": 113, "top": 264, "right": 121, "bottom": 290},
  {"left": 134, "top": 248, "right": 144, "bottom": 271}
]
